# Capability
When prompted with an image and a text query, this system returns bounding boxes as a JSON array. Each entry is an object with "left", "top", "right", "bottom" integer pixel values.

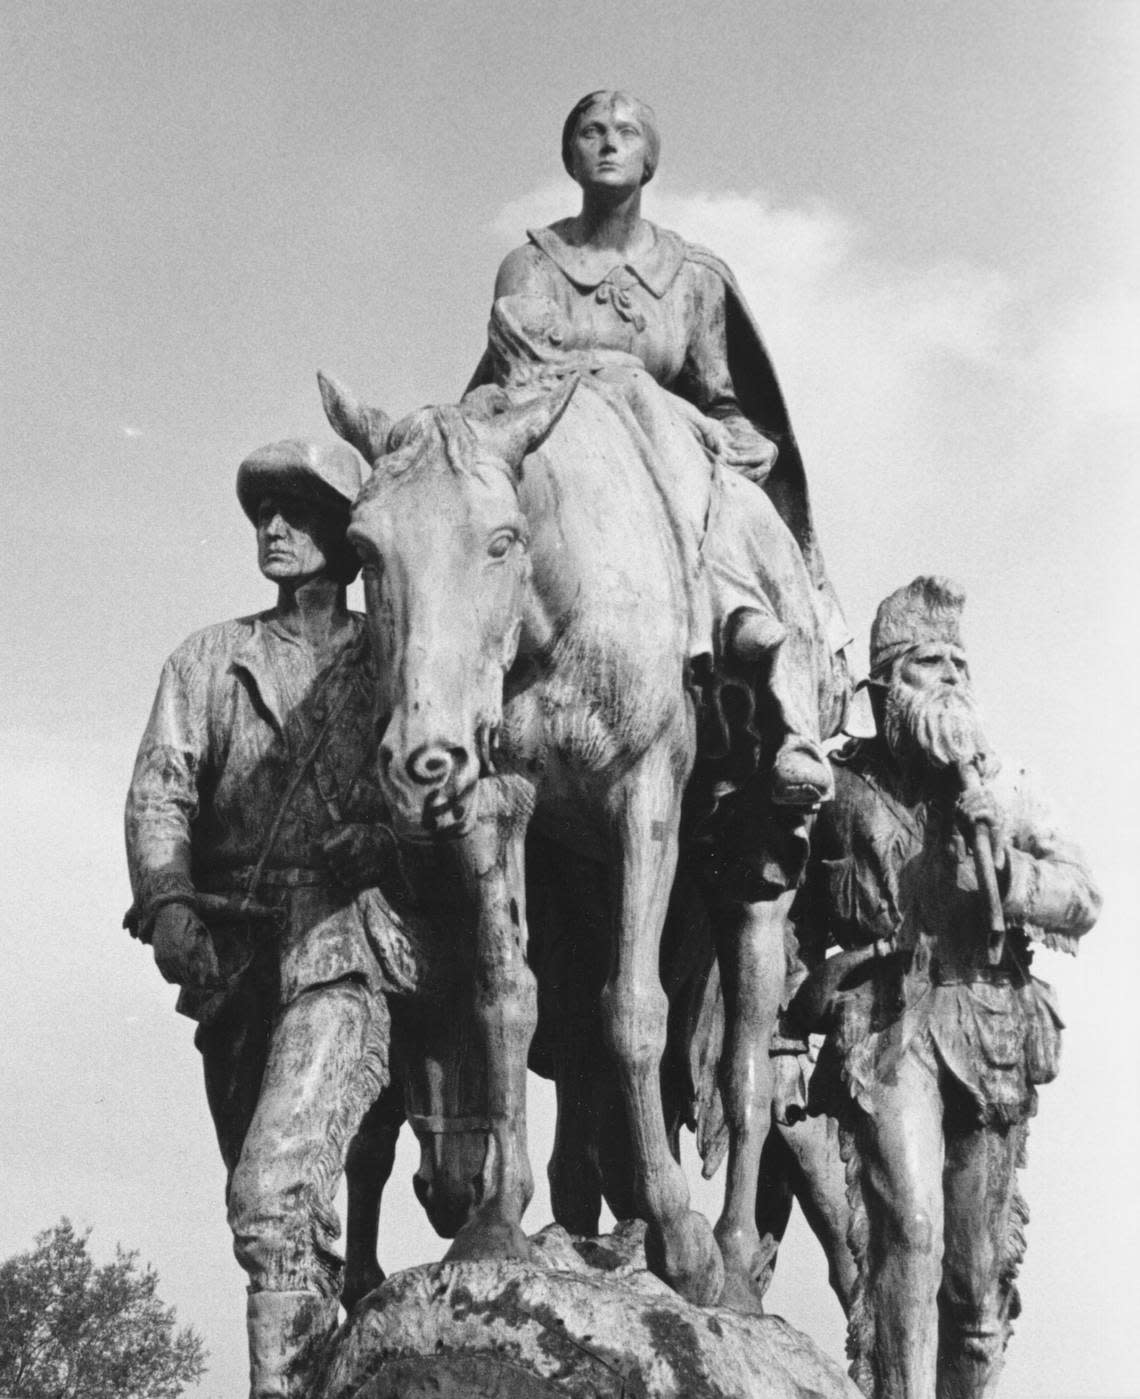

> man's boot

[{"left": 246, "top": 1289, "right": 339, "bottom": 1399}]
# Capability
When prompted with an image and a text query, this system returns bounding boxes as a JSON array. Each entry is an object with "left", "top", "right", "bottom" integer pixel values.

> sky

[{"left": 2, "top": 2, "right": 1137, "bottom": 1395}]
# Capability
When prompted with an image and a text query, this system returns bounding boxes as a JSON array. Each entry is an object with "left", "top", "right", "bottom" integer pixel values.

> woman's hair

[{"left": 560, "top": 90, "right": 661, "bottom": 185}]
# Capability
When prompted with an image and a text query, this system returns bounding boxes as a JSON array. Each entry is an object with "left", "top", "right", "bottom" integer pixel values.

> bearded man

[
  {"left": 795, "top": 576, "right": 1100, "bottom": 1399},
  {"left": 125, "top": 440, "right": 397, "bottom": 1398}
]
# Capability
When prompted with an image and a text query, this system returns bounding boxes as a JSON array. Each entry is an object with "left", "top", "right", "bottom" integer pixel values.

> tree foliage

[{"left": 0, "top": 1219, "right": 207, "bottom": 1399}]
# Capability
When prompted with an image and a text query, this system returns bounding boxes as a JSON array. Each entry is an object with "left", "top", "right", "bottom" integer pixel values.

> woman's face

[{"left": 569, "top": 98, "right": 650, "bottom": 193}]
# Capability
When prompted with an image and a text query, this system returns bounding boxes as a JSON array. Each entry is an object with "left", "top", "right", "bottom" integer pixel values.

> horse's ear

[
  {"left": 480, "top": 374, "right": 579, "bottom": 472},
  {"left": 318, "top": 370, "right": 393, "bottom": 466}
]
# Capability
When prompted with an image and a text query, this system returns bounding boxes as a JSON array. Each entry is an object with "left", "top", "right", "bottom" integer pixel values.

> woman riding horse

[
  {"left": 336, "top": 92, "right": 851, "bottom": 1314},
  {"left": 469, "top": 88, "right": 849, "bottom": 814},
  {"left": 466, "top": 90, "right": 852, "bottom": 1312}
]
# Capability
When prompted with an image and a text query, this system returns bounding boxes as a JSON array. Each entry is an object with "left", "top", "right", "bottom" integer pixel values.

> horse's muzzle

[{"left": 379, "top": 740, "right": 481, "bottom": 841}]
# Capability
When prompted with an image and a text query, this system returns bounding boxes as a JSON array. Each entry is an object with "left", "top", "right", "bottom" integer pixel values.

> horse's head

[{"left": 320, "top": 371, "right": 575, "bottom": 839}]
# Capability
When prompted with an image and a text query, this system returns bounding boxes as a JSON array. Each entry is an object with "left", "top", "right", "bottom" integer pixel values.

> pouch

[{"left": 1023, "top": 975, "right": 1065, "bottom": 1084}]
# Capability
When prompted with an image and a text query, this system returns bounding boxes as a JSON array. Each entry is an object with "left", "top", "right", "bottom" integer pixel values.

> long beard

[{"left": 883, "top": 680, "right": 987, "bottom": 771}]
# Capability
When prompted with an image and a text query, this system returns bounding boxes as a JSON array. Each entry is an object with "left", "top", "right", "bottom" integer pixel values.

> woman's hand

[{"left": 720, "top": 418, "right": 779, "bottom": 483}]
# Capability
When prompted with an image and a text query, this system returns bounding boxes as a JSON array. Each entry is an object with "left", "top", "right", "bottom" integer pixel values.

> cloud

[
  {"left": 1033, "top": 286, "right": 1140, "bottom": 424},
  {"left": 491, "top": 178, "right": 1138, "bottom": 426},
  {"left": 121, "top": 424, "right": 144, "bottom": 439},
  {"left": 483, "top": 180, "right": 1140, "bottom": 812},
  {"left": 490, "top": 181, "right": 569, "bottom": 244},
  {"left": 487, "top": 182, "right": 1138, "bottom": 609}
]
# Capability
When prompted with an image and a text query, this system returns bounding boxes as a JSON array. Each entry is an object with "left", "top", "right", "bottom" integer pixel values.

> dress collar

[{"left": 528, "top": 219, "right": 687, "bottom": 299}]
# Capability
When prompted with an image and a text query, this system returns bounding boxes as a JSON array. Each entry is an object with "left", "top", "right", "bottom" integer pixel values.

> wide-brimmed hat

[
  {"left": 236, "top": 438, "right": 366, "bottom": 523},
  {"left": 869, "top": 575, "right": 966, "bottom": 678}
]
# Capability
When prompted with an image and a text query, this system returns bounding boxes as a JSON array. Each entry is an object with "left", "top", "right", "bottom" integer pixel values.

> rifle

[{"left": 956, "top": 759, "right": 1005, "bottom": 965}]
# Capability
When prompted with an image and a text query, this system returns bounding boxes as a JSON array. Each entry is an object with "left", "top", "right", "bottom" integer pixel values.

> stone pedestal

[{"left": 320, "top": 1222, "right": 857, "bottom": 1399}]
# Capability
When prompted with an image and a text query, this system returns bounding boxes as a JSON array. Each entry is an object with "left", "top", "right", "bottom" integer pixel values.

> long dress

[
  {"left": 469, "top": 219, "right": 851, "bottom": 756},
  {"left": 470, "top": 219, "right": 843, "bottom": 605}
]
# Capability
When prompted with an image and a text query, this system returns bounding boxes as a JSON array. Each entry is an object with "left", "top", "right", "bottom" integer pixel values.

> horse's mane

[{"left": 357, "top": 402, "right": 504, "bottom": 503}]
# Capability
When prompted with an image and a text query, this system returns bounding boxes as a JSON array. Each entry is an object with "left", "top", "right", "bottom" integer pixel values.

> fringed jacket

[{"left": 800, "top": 739, "right": 1101, "bottom": 1125}]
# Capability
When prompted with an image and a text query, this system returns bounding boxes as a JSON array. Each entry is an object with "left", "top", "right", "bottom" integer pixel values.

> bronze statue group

[{"left": 125, "top": 92, "right": 1100, "bottom": 1399}]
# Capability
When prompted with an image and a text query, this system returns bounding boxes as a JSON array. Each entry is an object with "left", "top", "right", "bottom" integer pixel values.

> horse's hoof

[
  {"left": 716, "top": 1231, "right": 772, "bottom": 1315},
  {"left": 717, "top": 1260, "right": 768, "bottom": 1315},
  {"left": 719, "top": 1271, "right": 766, "bottom": 1314},
  {"left": 341, "top": 1261, "right": 386, "bottom": 1314},
  {"left": 646, "top": 1209, "right": 724, "bottom": 1307},
  {"left": 443, "top": 1216, "right": 536, "bottom": 1266}
]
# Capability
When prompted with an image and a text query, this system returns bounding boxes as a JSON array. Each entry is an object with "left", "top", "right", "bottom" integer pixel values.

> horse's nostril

[{"left": 407, "top": 745, "right": 456, "bottom": 786}]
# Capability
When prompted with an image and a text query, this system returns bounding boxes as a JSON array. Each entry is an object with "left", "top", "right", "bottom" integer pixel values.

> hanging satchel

[{"left": 1022, "top": 974, "right": 1065, "bottom": 1085}]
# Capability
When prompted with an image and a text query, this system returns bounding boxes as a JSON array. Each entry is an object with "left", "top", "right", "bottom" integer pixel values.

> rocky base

[{"left": 320, "top": 1221, "right": 857, "bottom": 1399}]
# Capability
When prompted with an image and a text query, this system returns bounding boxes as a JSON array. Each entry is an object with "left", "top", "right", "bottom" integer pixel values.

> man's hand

[
  {"left": 956, "top": 786, "right": 1011, "bottom": 871},
  {"left": 320, "top": 824, "right": 390, "bottom": 888},
  {"left": 151, "top": 902, "right": 222, "bottom": 988}
]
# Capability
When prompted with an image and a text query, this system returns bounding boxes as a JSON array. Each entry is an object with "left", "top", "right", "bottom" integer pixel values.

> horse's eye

[{"left": 487, "top": 531, "right": 516, "bottom": 561}]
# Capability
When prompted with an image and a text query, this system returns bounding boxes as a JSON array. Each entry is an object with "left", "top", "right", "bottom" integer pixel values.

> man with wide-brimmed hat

[
  {"left": 125, "top": 439, "right": 393, "bottom": 1397},
  {"left": 794, "top": 576, "right": 1100, "bottom": 1399}
]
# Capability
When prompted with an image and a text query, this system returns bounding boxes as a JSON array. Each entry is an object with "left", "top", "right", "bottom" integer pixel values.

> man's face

[
  {"left": 255, "top": 491, "right": 341, "bottom": 584},
  {"left": 896, "top": 642, "right": 970, "bottom": 695},
  {"left": 884, "top": 642, "right": 982, "bottom": 769}
]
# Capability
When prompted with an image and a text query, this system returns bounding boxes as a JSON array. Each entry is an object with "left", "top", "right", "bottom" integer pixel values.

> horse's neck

[
  {"left": 519, "top": 379, "right": 709, "bottom": 641},
  {"left": 503, "top": 381, "right": 712, "bottom": 793}
]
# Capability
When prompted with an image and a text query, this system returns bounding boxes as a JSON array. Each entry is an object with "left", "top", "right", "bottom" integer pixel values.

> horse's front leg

[
  {"left": 342, "top": 1080, "right": 405, "bottom": 1312},
  {"left": 602, "top": 746, "right": 723, "bottom": 1306},
  {"left": 709, "top": 889, "right": 792, "bottom": 1312},
  {"left": 444, "top": 776, "right": 537, "bottom": 1263},
  {"left": 528, "top": 833, "right": 607, "bottom": 1236}
]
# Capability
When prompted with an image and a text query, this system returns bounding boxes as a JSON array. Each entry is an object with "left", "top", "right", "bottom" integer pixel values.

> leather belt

[{"left": 199, "top": 865, "right": 329, "bottom": 891}]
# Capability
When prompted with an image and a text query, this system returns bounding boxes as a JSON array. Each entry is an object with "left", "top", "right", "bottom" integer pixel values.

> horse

[{"left": 322, "top": 356, "right": 846, "bottom": 1308}]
